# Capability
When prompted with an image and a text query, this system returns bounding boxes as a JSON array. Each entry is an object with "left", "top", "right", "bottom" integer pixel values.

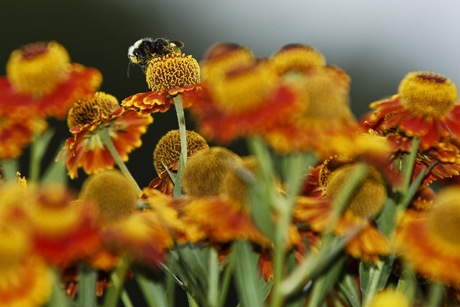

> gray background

[{"left": 1, "top": 0, "right": 459, "bottom": 187}]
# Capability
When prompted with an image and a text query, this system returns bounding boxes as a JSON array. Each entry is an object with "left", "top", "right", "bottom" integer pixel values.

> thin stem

[
  {"left": 100, "top": 129, "right": 141, "bottom": 196},
  {"left": 207, "top": 248, "right": 219, "bottom": 307},
  {"left": 174, "top": 96, "right": 187, "bottom": 167},
  {"left": 426, "top": 282, "right": 444, "bottom": 307},
  {"left": 400, "top": 137, "right": 420, "bottom": 195}
]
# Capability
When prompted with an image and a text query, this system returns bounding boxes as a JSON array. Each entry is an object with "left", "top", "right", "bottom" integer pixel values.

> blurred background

[{"left": 1, "top": 0, "right": 460, "bottom": 189}]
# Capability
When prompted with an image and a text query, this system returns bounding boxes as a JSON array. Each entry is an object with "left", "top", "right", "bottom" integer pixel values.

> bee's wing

[{"left": 169, "top": 40, "right": 184, "bottom": 48}]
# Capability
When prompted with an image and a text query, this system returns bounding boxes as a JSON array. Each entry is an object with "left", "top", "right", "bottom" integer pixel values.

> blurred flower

[
  {"left": 58, "top": 91, "right": 153, "bottom": 178},
  {"left": 103, "top": 206, "right": 174, "bottom": 267},
  {"left": 270, "top": 43, "right": 326, "bottom": 75},
  {"left": 79, "top": 169, "right": 138, "bottom": 225},
  {"left": 397, "top": 186, "right": 460, "bottom": 285},
  {"left": 122, "top": 53, "right": 201, "bottom": 114},
  {"left": 20, "top": 184, "right": 102, "bottom": 267},
  {"left": 184, "top": 43, "right": 303, "bottom": 143},
  {"left": 150, "top": 129, "right": 209, "bottom": 195},
  {"left": 295, "top": 162, "right": 390, "bottom": 262},
  {"left": 0, "top": 41, "right": 102, "bottom": 119}
]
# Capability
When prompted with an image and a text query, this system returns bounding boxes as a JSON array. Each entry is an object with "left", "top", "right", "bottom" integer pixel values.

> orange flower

[
  {"left": 122, "top": 53, "right": 201, "bottom": 114},
  {"left": 184, "top": 43, "right": 303, "bottom": 143},
  {"left": 365, "top": 72, "right": 460, "bottom": 179},
  {"left": 295, "top": 163, "right": 390, "bottom": 262},
  {"left": 58, "top": 92, "right": 153, "bottom": 178},
  {"left": 20, "top": 184, "right": 102, "bottom": 267},
  {"left": 397, "top": 186, "right": 460, "bottom": 285},
  {"left": 0, "top": 41, "right": 101, "bottom": 119}
]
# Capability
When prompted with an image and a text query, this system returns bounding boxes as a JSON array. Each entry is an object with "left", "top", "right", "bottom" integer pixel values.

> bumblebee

[{"left": 127, "top": 37, "right": 184, "bottom": 74}]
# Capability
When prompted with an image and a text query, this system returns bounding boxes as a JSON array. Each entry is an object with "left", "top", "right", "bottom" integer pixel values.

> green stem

[
  {"left": 100, "top": 129, "right": 141, "bottom": 196},
  {"left": 207, "top": 248, "right": 219, "bottom": 307},
  {"left": 174, "top": 96, "right": 187, "bottom": 167},
  {"left": 77, "top": 264, "right": 98, "bottom": 307},
  {"left": 362, "top": 261, "right": 385, "bottom": 307},
  {"left": 136, "top": 272, "right": 169, "bottom": 307},
  {"left": 102, "top": 260, "right": 130, "bottom": 307},
  {"left": 400, "top": 137, "right": 420, "bottom": 195},
  {"left": 218, "top": 249, "right": 236, "bottom": 307},
  {"left": 427, "top": 282, "right": 444, "bottom": 307}
]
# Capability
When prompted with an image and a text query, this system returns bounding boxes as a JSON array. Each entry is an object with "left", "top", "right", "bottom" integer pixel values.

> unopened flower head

[
  {"left": 325, "top": 163, "right": 387, "bottom": 219},
  {"left": 182, "top": 147, "right": 242, "bottom": 197},
  {"left": 80, "top": 169, "right": 138, "bottom": 225},
  {"left": 153, "top": 129, "right": 209, "bottom": 174}
]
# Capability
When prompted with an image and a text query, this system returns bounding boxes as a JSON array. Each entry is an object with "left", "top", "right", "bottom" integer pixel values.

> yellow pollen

[
  {"left": 210, "top": 61, "right": 279, "bottom": 114},
  {"left": 182, "top": 147, "right": 242, "bottom": 197},
  {"left": 398, "top": 71, "right": 458, "bottom": 117},
  {"left": 79, "top": 169, "right": 138, "bottom": 226},
  {"left": 201, "top": 43, "right": 256, "bottom": 81},
  {"left": 67, "top": 92, "right": 120, "bottom": 129},
  {"left": 301, "top": 66, "right": 353, "bottom": 122},
  {"left": 153, "top": 129, "right": 209, "bottom": 174},
  {"left": 146, "top": 54, "right": 201, "bottom": 92},
  {"left": 326, "top": 164, "right": 387, "bottom": 218},
  {"left": 6, "top": 41, "right": 71, "bottom": 97},
  {"left": 271, "top": 44, "right": 326, "bottom": 75}
]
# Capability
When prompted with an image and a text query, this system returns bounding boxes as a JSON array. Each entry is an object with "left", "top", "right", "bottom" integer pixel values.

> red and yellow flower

[
  {"left": 122, "top": 52, "right": 201, "bottom": 114},
  {"left": 397, "top": 186, "right": 460, "bottom": 285},
  {"left": 58, "top": 91, "right": 153, "bottom": 178},
  {"left": 0, "top": 41, "right": 101, "bottom": 119}
]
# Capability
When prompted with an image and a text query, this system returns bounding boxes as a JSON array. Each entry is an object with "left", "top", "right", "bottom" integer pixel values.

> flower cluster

[{"left": 1, "top": 38, "right": 460, "bottom": 307}]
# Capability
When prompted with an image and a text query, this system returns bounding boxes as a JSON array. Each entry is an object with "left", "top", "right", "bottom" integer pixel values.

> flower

[
  {"left": 270, "top": 43, "right": 326, "bottom": 75},
  {"left": 122, "top": 53, "right": 201, "bottom": 114},
  {"left": 365, "top": 71, "right": 460, "bottom": 181},
  {"left": 58, "top": 91, "right": 153, "bottom": 178},
  {"left": 0, "top": 41, "right": 102, "bottom": 119},
  {"left": 184, "top": 44, "right": 303, "bottom": 143},
  {"left": 397, "top": 186, "right": 460, "bottom": 285},
  {"left": 295, "top": 162, "right": 390, "bottom": 262},
  {"left": 149, "top": 129, "right": 209, "bottom": 195},
  {"left": 79, "top": 169, "right": 139, "bottom": 225}
]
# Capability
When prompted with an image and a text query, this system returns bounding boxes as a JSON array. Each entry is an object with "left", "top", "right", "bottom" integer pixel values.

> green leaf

[
  {"left": 233, "top": 241, "right": 267, "bottom": 307},
  {"left": 337, "top": 271, "right": 361, "bottom": 307},
  {"left": 45, "top": 272, "right": 73, "bottom": 307},
  {"left": 136, "top": 271, "right": 169, "bottom": 307}
]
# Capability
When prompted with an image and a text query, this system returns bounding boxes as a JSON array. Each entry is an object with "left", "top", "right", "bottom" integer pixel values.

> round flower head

[
  {"left": 153, "top": 129, "right": 209, "bottom": 174},
  {"left": 182, "top": 147, "right": 242, "bottom": 197},
  {"left": 79, "top": 169, "right": 138, "bottom": 225},
  {"left": 270, "top": 43, "right": 326, "bottom": 75},
  {"left": 397, "top": 186, "right": 460, "bottom": 285},
  {"left": 366, "top": 71, "right": 460, "bottom": 150},
  {"left": 58, "top": 91, "right": 153, "bottom": 178},
  {"left": 0, "top": 41, "right": 102, "bottom": 119},
  {"left": 122, "top": 52, "right": 201, "bottom": 114}
]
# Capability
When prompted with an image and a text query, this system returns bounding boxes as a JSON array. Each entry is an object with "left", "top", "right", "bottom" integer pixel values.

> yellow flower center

[
  {"left": 6, "top": 41, "right": 71, "bottom": 97},
  {"left": 79, "top": 169, "right": 138, "bottom": 225},
  {"left": 67, "top": 92, "right": 120, "bottom": 129},
  {"left": 201, "top": 43, "right": 255, "bottom": 81},
  {"left": 271, "top": 44, "right": 326, "bottom": 75},
  {"left": 398, "top": 71, "right": 458, "bottom": 118},
  {"left": 326, "top": 164, "right": 387, "bottom": 218},
  {"left": 182, "top": 147, "right": 242, "bottom": 197},
  {"left": 221, "top": 156, "right": 257, "bottom": 206},
  {"left": 153, "top": 129, "right": 209, "bottom": 174},
  {"left": 210, "top": 61, "right": 279, "bottom": 114},
  {"left": 146, "top": 54, "right": 201, "bottom": 92},
  {"left": 301, "top": 66, "right": 353, "bottom": 122}
]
